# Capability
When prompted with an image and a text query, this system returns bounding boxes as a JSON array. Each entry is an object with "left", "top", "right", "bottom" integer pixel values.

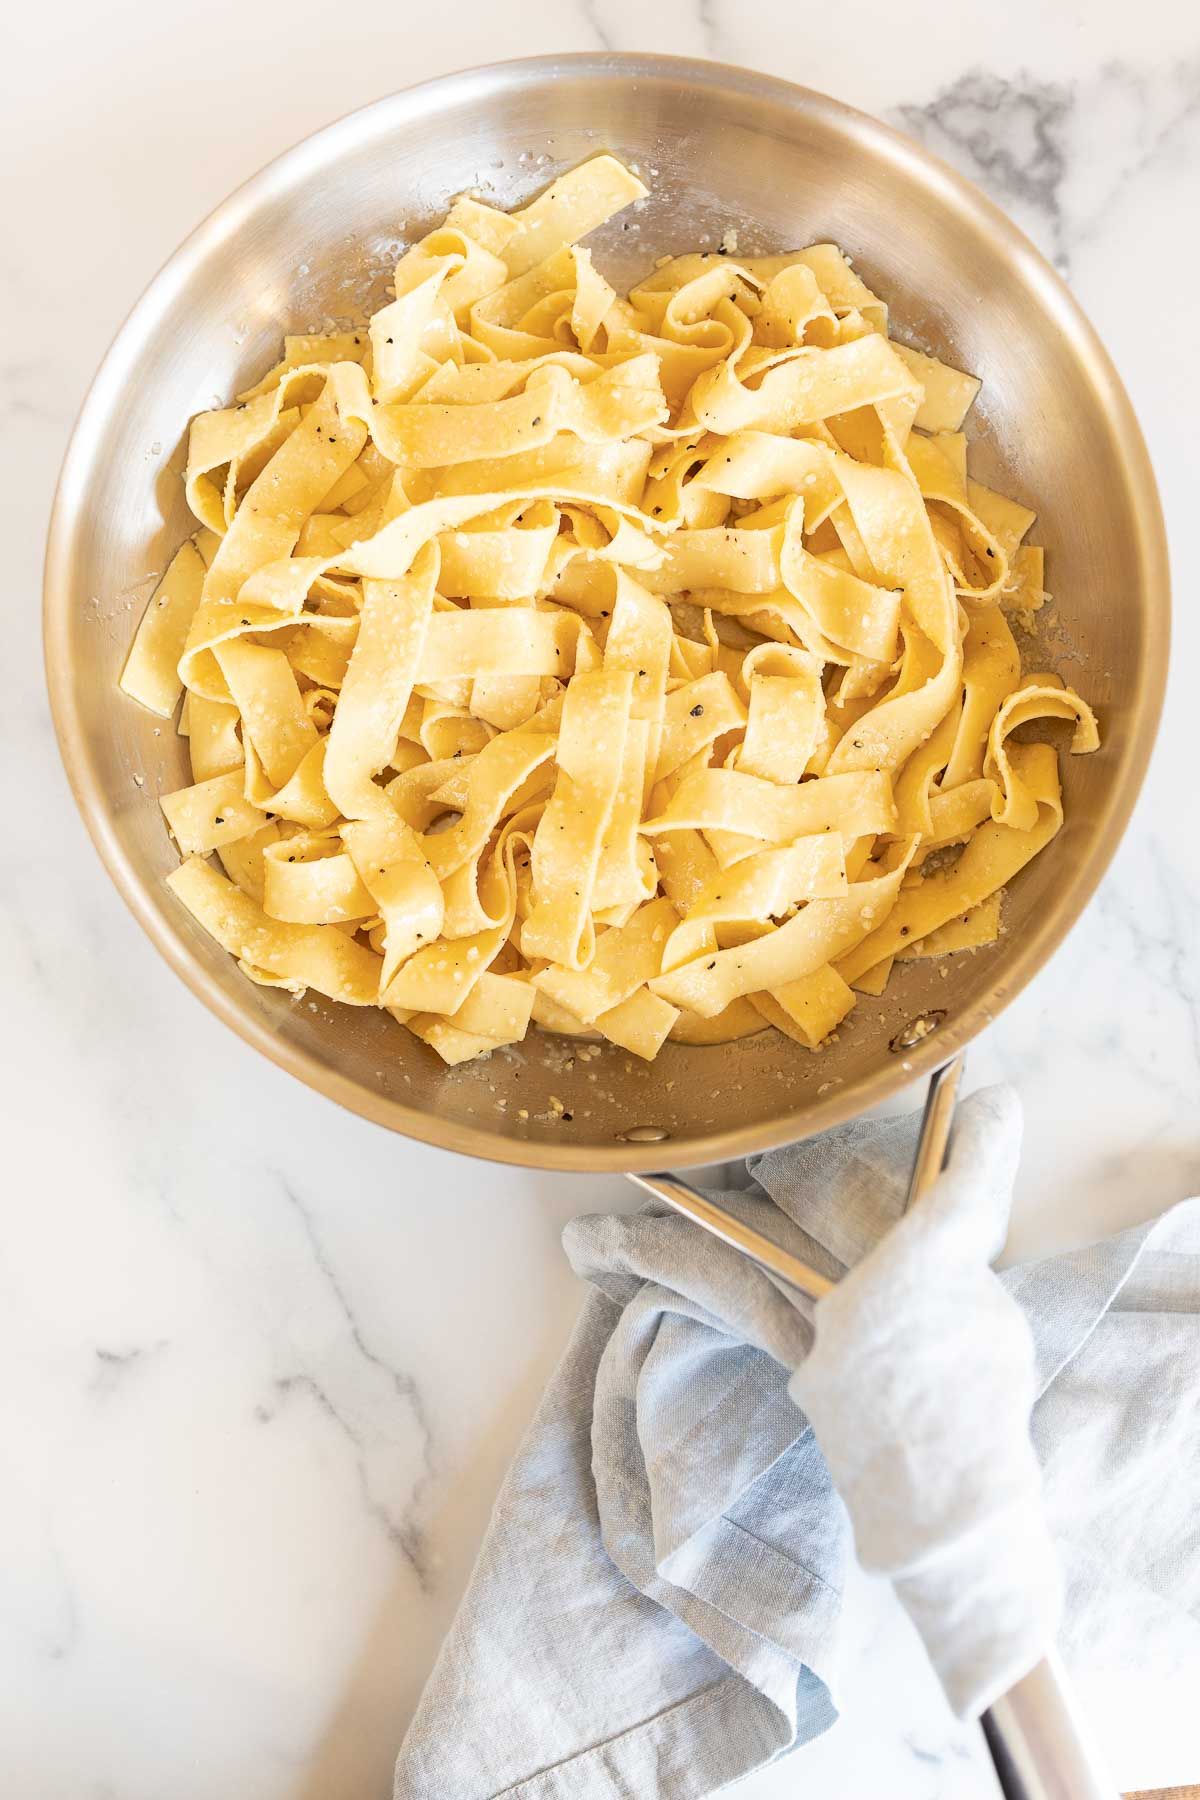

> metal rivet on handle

[
  {"left": 890, "top": 1011, "right": 946, "bottom": 1053},
  {"left": 618, "top": 1125, "right": 670, "bottom": 1143}
]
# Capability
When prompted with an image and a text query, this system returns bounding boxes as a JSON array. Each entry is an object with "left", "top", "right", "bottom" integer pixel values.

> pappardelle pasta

[{"left": 122, "top": 155, "right": 1098, "bottom": 1065}]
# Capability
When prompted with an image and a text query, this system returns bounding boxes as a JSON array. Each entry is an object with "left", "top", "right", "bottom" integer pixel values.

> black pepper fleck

[{"left": 690, "top": 704, "right": 704, "bottom": 718}]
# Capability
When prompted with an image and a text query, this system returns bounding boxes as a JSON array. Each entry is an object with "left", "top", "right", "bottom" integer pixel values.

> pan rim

[{"left": 43, "top": 52, "right": 1170, "bottom": 1172}]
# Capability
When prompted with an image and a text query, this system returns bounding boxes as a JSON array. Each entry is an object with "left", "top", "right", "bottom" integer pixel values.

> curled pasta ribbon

[
  {"left": 659, "top": 838, "right": 848, "bottom": 972},
  {"left": 120, "top": 155, "right": 1098, "bottom": 1066},
  {"left": 985, "top": 678, "right": 1100, "bottom": 830}
]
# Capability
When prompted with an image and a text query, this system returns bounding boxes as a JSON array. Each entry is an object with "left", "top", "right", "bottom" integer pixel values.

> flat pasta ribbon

[{"left": 119, "top": 154, "right": 1098, "bottom": 1066}]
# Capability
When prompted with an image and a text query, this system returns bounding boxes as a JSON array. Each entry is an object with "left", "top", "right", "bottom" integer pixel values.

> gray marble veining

[{"left": 5, "top": 7, "right": 1198, "bottom": 1797}]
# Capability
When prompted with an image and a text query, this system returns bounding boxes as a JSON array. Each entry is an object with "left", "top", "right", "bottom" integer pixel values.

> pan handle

[
  {"left": 626, "top": 1053, "right": 966, "bottom": 1299},
  {"left": 624, "top": 1170, "right": 836, "bottom": 1299},
  {"left": 904, "top": 1050, "right": 964, "bottom": 1209},
  {"left": 625, "top": 1055, "right": 1119, "bottom": 1800}
]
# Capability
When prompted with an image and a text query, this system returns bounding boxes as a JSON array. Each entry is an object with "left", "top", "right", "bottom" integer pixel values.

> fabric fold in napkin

[{"left": 394, "top": 1088, "right": 1200, "bottom": 1800}]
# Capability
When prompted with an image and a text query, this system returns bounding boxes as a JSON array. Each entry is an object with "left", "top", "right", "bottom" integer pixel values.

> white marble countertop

[{"left": 7, "top": 4, "right": 1199, "bottom": 1796}]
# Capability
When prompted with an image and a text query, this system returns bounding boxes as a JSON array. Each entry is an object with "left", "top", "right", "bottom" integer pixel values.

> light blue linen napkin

[{"left": 393, "top": 1088, "right": 1200, "bottom": 1799}]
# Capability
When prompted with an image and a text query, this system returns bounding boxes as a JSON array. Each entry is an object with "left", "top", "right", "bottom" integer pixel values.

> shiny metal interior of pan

[{"left": 45, "top": 54, "right": 1168, "bottom": 1169}]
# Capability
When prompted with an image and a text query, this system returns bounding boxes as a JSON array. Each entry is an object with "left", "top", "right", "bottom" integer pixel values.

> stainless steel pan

[
  {"left": 45, "top": 54, "right": 1168, "bottom": 1175},
  {"left": 46, "top": 57, "right": 1167, "bottom": 1795}
]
